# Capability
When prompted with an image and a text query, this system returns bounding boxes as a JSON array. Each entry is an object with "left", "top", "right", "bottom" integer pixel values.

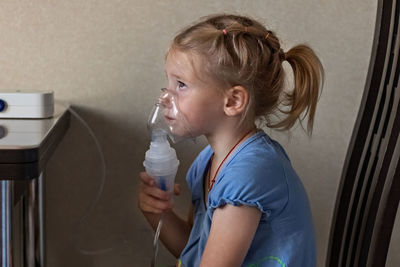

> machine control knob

[{"left": 0, "top": 99, "right": 6, "bottom": 112}]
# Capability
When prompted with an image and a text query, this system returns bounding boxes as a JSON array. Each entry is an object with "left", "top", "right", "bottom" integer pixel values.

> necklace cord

[{"left": 208, "top": 129, "right": 254, "bottom": 192}]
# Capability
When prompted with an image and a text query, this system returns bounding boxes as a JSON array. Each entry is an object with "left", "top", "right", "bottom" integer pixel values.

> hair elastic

[
  {"left": 265, "top": 32, "right": 270, "bottom": 40},
  {"left": 222, "top": 29, "right": 227, "bottom": 35},
  {"left": 279, "top": 49, "right": 286, "bottom": 61}
]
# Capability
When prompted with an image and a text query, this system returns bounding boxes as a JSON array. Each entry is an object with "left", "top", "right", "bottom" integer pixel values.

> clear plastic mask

[{"left": 147, "top": 87, "right": 193, "bottom": 143}]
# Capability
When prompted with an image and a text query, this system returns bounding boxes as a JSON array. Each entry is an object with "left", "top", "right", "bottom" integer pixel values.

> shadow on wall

[
  {"left": 45, "top": 105, "right": 147, "bottom": 266},
  {"left": 44, "top": 105, "right": 203, "bottom": 267}
]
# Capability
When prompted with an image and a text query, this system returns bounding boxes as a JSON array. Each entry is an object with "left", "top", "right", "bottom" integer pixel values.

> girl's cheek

[{"left": 175, "top": 101, "right": 190, "bottom": 119}]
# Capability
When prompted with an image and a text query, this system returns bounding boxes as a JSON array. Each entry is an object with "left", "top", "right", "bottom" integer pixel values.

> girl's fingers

[
  {"left": 141, "top": 182, "right": 171, "bottom": 201},
  {"left": 137, "top": 172, "right": 179, "bottom": 214},
  {"left": 140, "top": 172, "right": 178, "bottom": 200},
  {"left": 139, "top": 172, "right": 155, "bottom": 186},
  {"left": 138, "top": 200, "right": 164, "bottom": 214},
  {"left": 139, "top": 191, "right": 173, "bottom": 212}
]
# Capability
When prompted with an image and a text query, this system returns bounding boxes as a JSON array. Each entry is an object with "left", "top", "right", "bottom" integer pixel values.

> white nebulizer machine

[{"left": 0, "top": 91, "right": 54, "bottom": 118}]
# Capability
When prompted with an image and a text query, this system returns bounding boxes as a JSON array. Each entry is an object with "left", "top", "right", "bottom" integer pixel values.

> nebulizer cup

[{"left": 143, "top": 128, "right": 179, "bottom": 194}]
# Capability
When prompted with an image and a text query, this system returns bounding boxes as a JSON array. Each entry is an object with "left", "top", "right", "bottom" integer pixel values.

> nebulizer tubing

[
  {"left": 152, "top": 213, "right": 164, "bottom": 267},
  {"left": 56, "top": 101, "right": 123, "bottom": 255}
]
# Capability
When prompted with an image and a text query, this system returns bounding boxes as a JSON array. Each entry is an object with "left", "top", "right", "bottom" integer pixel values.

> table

[{"left": 0, "top": 105, "right": 70, "bottom": 267}]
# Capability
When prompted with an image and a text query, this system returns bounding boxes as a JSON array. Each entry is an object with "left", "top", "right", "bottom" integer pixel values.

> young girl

[{"left": 138, "top": 14, "right": 323, "bottom": 267}]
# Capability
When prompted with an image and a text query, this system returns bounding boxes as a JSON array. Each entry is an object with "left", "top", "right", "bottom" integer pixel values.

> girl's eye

[{"left": 177, "top": 81, "right": 187, "bottom": 90}]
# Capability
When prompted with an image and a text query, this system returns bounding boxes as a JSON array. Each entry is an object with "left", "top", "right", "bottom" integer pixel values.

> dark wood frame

[{"left": 327, "top": 0, "right": 400, "bottom": 266}]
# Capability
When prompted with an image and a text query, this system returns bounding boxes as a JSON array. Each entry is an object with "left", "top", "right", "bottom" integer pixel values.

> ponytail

[{"left": 270, "top": 45, "right": 324, "bottom": 135}]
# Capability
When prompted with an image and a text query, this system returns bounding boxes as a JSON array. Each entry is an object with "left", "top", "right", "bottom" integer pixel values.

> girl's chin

[{"left": 170, "top": 127, "right": 196, "bottom": 139}]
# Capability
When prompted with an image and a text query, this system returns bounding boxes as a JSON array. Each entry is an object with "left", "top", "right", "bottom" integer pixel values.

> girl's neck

[{"left": 206, "top": 124, "right": 257, "bottom": 163}]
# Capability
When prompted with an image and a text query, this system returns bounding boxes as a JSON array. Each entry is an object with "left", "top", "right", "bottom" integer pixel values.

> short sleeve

[{"left": 208, "top": 148, "right": 289, "bottom": 219}]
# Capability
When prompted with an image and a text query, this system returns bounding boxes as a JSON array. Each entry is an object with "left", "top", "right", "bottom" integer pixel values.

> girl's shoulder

[
  {"left": 226, "top": 130, "right": 290, "bottom": 181},
  {"left": 208, "top": 131, "right": 292, "bottom": 215}
]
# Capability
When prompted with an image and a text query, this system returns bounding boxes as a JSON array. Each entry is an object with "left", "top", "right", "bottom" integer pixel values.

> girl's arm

[
  {"left": 138, "top": 172, "right": 193, "bottom": 258},
  {"left": 200, "top": 204, "right": 261, "bottom": 267}
]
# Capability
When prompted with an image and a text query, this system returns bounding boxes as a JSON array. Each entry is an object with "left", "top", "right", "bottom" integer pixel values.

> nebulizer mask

[
  {"left": 143, "top": 87, "right": 192, "bottom": 267},
  {"left": 147, "top": 87, "right": 192, "bottom": 144}
]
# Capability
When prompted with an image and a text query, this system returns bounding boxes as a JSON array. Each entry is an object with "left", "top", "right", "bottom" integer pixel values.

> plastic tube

[
  {"left": 151, "top": 215, "right": 164, "bottom": 267},
  {"left": 55, "top": 101, "right": 128, "bottom": 255}
]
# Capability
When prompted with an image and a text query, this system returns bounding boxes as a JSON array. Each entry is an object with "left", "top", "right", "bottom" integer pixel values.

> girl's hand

[{"left": 138, "top": 172, "right": 181, "bottom": 214}]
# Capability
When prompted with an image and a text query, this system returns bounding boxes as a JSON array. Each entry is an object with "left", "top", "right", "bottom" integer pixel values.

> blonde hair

[{"left": 170, "top": 14, "right": 324, "bottom": 135}]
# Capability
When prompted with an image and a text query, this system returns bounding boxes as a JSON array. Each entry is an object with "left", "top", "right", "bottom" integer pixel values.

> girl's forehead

[
  {"left": 165, "top": 49, "right": 225, "bottom": 90},
  {"left": 165, "top": 50, "right": 201, "bottom": 79}
]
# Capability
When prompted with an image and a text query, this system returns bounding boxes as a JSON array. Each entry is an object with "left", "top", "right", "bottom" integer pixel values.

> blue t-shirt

[{"left": 179, "top": 131, "right": 316, "bottom": 267}]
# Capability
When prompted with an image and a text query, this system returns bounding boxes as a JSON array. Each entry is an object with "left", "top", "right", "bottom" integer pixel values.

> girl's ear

[{"left": 223, "top": 86, "right": 249, "bottom": 116}]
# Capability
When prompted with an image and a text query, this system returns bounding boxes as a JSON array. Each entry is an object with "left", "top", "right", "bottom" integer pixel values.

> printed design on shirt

[
  {"left": 247, "top": 255, "right": 286, "bottom": 267},
  {"left": 178, "top": 255, "right": 285, "bottom": 266}
]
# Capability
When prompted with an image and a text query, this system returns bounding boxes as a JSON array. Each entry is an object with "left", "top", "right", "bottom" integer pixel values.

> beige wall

[{"left": 0, "top": 0, "right": 383, "bottom": 266}]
